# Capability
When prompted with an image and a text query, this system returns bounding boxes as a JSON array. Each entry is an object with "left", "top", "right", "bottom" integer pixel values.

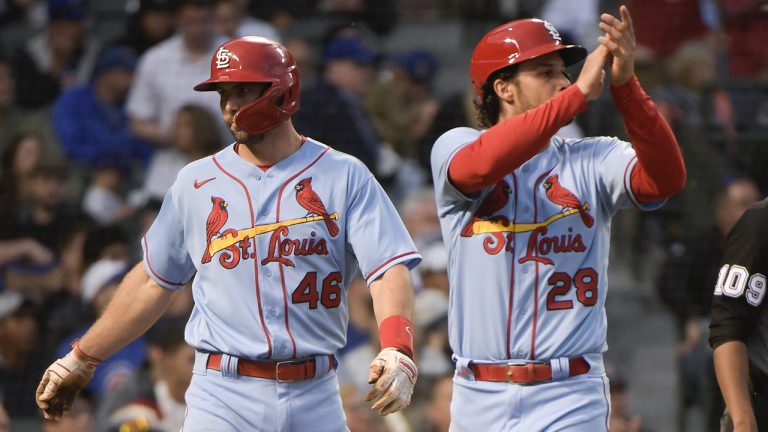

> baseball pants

[
  {"left": 450, "top": 373, "right": 611, "bottom": 431},
  {"left": 183, "top": 352, "right": 349, "bottom": 432}
]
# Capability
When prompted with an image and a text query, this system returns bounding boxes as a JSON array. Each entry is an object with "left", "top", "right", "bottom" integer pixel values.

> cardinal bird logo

[
  {"left": 461, "top": 180, "right": 512, "bottom": 237},
  {"left": 202, "top": 196, "right": 229, "bottom": 263},
  {"left": 542, "top": 175, "right": 594, "bottom": 228},
  {"left": 295, "top": 177, "right": 340, "bottom": 237}
]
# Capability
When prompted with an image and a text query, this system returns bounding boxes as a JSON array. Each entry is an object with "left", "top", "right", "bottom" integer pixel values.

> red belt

[
  {"left": 206, "top": 353, "right": 334, "bottom": 382},
  {"left": 470, "top": 356, "right": 590, "bottom": 384}
]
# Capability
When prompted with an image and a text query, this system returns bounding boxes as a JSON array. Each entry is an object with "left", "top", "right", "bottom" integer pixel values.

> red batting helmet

[
  {"left": 469, "top": 19, "right": 587, "bottom": 98},
  {"left": 195, "top": 36, "right": 300, "bottom": 135}
]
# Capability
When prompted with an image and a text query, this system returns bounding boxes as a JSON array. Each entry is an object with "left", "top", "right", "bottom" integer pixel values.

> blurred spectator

[
  {"left": 339, "top": 384, "right": 388, "bottom": 432},
  {"left": 399, "top": 187, "right": 441, "bottom": 249},
  {"left": 214, "top": 0, "right": 280, "bottom": 41},
  {"left": 365, "top": 49, "right": 439, "bottom": 161},
  {"left": 0, "top": 162, "right": 77, "bottom": 301},
  {"left": 283, "top": 36, "right": 317, "bottom": 88},
  {"left": 418, "top": 242, "right": 448, "bottom": 296},
  {"left": 338, "top": 275, "right": 374, "bottom": 357},
  {"left": 608, "top": 371, "right": 652, "bottom": 432},
  {"left": 119, "top": 0, "right": 175, "bottom": 55},
  {"left": 141, "top": 104, "right": 222, "bottom": 203},
  {"left": 293, "top": 35, "right": 380, "bottom": 174},
  {"left": 657, "top": 176, "right": 760, "bottom": 432},
  {"left": 81, "top": 158, "right": 136, "bottom": 225},
  {"left": 0, "top": 132, "right": 44, "bottom": 206},
  {"left": 424, "top": 374, "right": 452, "bottom": 432},
  {"left": 41, "top": 393, "right": 94, "bottom": 432},
  {"left": 52, "top": 45, "right": 152, "bottom": 170},
  {"left": 653, "top": 40, "right": 734, "bottom": 137},
  {"left": 417, "top": 85, "right": 477, "bottom": 176},
  {"left": 11, "top": 0, "right": 101, "bottom": 109},
  {"left": 57, "top": 258, "right": 147, "bottom": 397},
  {"left": 719, "top": 0, "right": 768, "bottom": 78},
  {"left": 0, "top": 399, "right": 8, "bottom": 432},
  {"left": 126, "top": 0, "right": 228, "bottom": 147},
  {"left": 650, "top": 40, "right": 737, "bottom": 239},
  {"left": 46, "top": 224, "right": 130, "bottom": 349},
  {"left": 413, "top": 287, "right": 450, "bottom": 377},
  {"left": 0, "top": 289, "right": 47, "bottom": 419},
  {"left": 0, "top": 55, "right": 26, "bottom": 152},
  {"left": 629, "top": 0, "right": 711, "bottom": 59},
  {"left": 96, "top": 317, "right": 192, "bottom": 432},
  {"left": 0, "top": 0, "right": 46, "bottom": 66}
]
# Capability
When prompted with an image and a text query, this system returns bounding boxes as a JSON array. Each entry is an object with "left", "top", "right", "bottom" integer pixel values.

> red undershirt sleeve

[
  {"left": 448, "top": 84, "right": 588, "bottom": 195},
  {"left": 610, "top": 76, "right": 686, "bottom": 202}
]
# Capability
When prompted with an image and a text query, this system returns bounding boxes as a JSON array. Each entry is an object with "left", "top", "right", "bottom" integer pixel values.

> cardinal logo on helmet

[{"left": 215, "top": 47, "right": 232, "bottom": 69}]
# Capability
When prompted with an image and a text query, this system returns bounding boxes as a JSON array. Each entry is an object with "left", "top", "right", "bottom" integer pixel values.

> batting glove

[
  {"left": 35, "top": 348, "right": 98, "bottom": 420},
  {"left": 365, "top": 347, "right": 418, "bottom": 416}
]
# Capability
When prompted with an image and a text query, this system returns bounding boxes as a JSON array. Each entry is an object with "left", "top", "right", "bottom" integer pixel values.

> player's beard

[{"left": 227, "top": 119, "right": 265, "bottom": 145}]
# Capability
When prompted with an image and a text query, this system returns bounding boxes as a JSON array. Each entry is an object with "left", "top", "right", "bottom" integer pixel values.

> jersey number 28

[{"left": 546, "top": 268, "right": 598, "bottom": 310}]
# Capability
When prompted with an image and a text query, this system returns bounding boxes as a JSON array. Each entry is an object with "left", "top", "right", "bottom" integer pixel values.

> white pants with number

[
  {"left": 450, "top": 372, "right": 611, "bottom": 431},
  {"left": 183, "top": 352, "right": 348, "bottom": 432}
]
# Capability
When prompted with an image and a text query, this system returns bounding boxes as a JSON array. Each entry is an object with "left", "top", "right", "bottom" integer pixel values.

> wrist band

[
  {"left": 71, "top": 338, "right": 102, "bottom": 367},
  {"left": 379, "top": 315, "right": 414, "bottom": 359}
]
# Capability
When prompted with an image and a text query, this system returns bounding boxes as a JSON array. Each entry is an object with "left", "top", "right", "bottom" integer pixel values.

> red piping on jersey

[
  {"left": 365, "top": 251, "right": 420, "bottom": 283},
  {"left": 506, "top": 173, "right": 519, "bottom": 359},
  {"left": 623, "top": 156, "right": 641, "bottom": 208},
  {"left": 212, "top": 154, "right": 273, "bottom": 357},
  {"left": 275, "top": 143, "right": 329, "bottom": 359},
  {"left": 142, "top": 236, "right": 185, "bottom": 287},
  {"left": 530, "top": 166, "right": 557, "bottom": 359}
]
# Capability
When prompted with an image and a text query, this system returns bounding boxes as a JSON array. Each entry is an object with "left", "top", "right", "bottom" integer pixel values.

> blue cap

[
  {"left": 394, "top": 49, "right": 438, "bottom": 84},
  {"left": 324, "top": 36, "right": 376, "bottom": 64},
  {"left": 93, "top": 46, "right": 138, "bottom": 78},
  {"left": 48, "top": 0, "right": 87, "bottom": 20}
]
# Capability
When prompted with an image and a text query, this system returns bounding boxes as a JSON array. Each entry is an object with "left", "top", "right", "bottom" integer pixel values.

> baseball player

[
  {"left": 710, "top": 198, "right": 768, "bottom": 432},
  {"left": 431, "top": 7, "right": 686, "bottom": 431},
  {"left": 35, "top": 36, "right": 421, "bottom": 431}
]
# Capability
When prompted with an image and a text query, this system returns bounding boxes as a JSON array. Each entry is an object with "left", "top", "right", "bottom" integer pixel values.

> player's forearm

[
  {"left": 714, "top": 341, "right": 757, "bottom": 428},
  {"left": 370, "top": 264, "right": 415, "bottom": 358},
  {"left": 449, "top": 85, "right": 587, "bottom": 194},
  {"left": 611, "top": 76, "right": 686, "bottom": 201},
  {"left": 369, "top": 264, "right": 414, "bottom": 323},
  {"left": 78, "top": 263, "right": 176, "bottom": 360}
]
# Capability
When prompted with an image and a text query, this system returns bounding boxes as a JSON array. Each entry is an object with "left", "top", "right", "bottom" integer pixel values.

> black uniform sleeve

[{"left": 709, "top": 200, "right": 768, "bottom": 349}]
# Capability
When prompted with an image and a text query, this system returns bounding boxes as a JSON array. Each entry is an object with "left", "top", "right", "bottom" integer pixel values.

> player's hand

[
  {"left": 575, "top": 45, "right": 609, "bottom": 102},
  {"left": 598, "top": 5, "right": 636, "bottom": 87},
  {"left": 365, "top": 348, "right": 418, "bottom": 416},
  {"left": 35, "top": 350, "right": 97, "bottom": 420}
]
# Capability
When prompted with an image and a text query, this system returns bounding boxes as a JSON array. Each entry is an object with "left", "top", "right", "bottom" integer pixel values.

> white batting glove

[
  {"left": 365, "top": 347, "right": 418, "bottom": 416},
  {"left": 35, "top": 350, "right": 97, "bottom": 420}
]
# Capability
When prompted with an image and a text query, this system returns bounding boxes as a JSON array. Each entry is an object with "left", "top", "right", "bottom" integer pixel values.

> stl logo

[
  {"left": 543, "top": 21, "right": 562, "bottom": 43},
  {"left": 215, "top": 47, "right": 232, "bottom": 69}
]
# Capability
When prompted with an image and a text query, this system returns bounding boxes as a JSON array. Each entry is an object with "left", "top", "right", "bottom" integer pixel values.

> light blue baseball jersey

[
  {"left": 143, "top": 138, "right": 421, "bottom": 360},
  {"left": 432, "top": 127, "right": 663, "bottom": 362}
]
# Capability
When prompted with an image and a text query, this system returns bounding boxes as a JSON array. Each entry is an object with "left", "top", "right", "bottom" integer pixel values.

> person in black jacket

[{"left": 709, "top": 198, "right": 768, "bottom": 432}]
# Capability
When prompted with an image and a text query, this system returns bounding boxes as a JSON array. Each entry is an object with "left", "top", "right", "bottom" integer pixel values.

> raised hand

[
  {"left": 598, "top": 5, "right": 636, "bottom": 86},
  {"left": 575, "top": 45, "right": 609, "bottom": 102}
]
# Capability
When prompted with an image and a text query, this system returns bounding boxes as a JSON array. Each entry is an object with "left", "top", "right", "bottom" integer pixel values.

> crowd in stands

[{"left": 0, "top": 0, "right": 766, "bottom": 431}]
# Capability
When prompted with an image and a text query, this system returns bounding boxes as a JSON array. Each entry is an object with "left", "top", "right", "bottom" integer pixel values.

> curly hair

[{"left": 474, "top": 64, "right": 520, "bottom": 129}]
